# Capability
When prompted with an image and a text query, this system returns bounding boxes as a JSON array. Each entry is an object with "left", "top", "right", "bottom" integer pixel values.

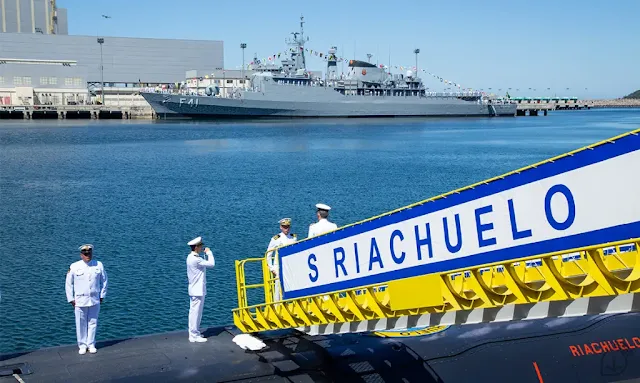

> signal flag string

[{"left": 244, "top": 47, "right": 486, "bottom": 94}]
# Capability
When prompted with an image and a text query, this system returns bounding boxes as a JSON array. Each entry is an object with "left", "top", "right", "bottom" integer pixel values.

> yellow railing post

[
  {"left": 235, "top": 260, "right": 247, "bottom": 309},
  {"left": 263, "top": 253, "right": 273, "bottom": 304}
]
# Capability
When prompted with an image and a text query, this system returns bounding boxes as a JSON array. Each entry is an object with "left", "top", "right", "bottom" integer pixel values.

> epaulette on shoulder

[
  {"left": 292, "top": 233, "right": 297, "bottom": 238},
  {"left": 273, "top": 234, "right": 280, "bottom": 240}
]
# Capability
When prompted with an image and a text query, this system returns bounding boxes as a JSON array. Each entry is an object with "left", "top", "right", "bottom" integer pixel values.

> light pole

[
  {"left": 97, "top": 37, "right": 104, "bottom": 105},
  {"left": 367, "top": 53, "right": 372, "bottom": 63},
  {"left": 414, "top": 48, "right": 420, "bottom": 76},
  {"left": 240, "top": 43, "right": 247, "bottom": 87}
]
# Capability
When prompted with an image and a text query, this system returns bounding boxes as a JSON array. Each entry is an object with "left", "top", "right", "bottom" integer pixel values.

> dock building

[{"left": 0, "top": 0, "right": 223, "bottom": 111}]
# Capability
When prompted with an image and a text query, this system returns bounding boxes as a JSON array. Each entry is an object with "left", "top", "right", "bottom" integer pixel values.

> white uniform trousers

[
  {"left": 75, "top": 304, "right": 100, "bottom": 348},
  {"left": 272, "top": 274, "right": 282, "bottom": 302},
  {"left": 188, "top": 296, "right": 205, "bottom": 339}
]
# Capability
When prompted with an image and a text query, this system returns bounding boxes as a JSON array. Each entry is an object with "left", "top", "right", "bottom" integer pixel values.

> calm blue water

[{"left": 1, "top": 109, "right": 639, "bottom": 354}]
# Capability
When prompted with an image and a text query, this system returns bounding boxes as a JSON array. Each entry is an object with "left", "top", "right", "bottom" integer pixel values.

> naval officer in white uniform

[
  {"left": 186, "top": 236, "right": 215, "bottom": 342},
  {"left": 65, "top": 244, "right": 108, "bottom": 355},
  {"left": 265, "top": 218, "right": 297, "bottom": 301},
  {"left": 308, "top": 203, "right": 338, "bottom": 238}
]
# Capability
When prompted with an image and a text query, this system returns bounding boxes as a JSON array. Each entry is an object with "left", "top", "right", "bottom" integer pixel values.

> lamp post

[
  {"left": 240, "top": 43, "right": 247, "bottom": 88},
  {"left": 367, "top": 53, "right": 372, "bottom": 63},
  {"left": 97, "top": 37, "right": 104, "bottom": 105},
  {"left": 414, "top": 48, "right": 420, "bottom": 75}
]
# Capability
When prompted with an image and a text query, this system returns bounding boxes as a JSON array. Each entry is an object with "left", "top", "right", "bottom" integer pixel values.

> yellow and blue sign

[
  {"left": 278, "top": 130, "right": 640, "bottom": 300},
  {"left": 373, "top": 325, "right": 451, "bottom": 338}
]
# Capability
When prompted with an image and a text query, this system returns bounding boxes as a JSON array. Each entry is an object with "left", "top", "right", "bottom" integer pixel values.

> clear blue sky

[{"left": 59, "top": 0, "right": 638, "bottom": 99}]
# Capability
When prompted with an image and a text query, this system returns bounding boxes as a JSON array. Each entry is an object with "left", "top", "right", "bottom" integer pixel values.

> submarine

[{"left": 1, "top": 312, "right": 640, "bottom": 382}]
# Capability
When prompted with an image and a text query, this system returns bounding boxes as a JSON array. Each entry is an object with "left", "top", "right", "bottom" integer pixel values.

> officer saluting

[
  {"left": 186, "top": 236, "right": 215, "bottom": 342},
  {"left": 308, "top": 203, "right": 338, "bottom": 238},
  {"left": 65, "top": 244, "right": 108, "bottom": 355},
  {"left": 266, "top": 218, "right": 297, "bottom": 301}
]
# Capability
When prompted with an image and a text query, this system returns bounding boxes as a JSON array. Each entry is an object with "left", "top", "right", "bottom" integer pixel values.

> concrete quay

[
  {"left": 0, "top": 104, "right": 155, "bottom": 120},
  {"left": 579, "top": 99, "right": 640, "bottom": 109},
  {"left": 515, "top": 98, "right": 640, "bottom": 116}
]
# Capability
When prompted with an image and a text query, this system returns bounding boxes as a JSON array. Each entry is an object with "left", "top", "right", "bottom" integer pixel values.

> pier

[
  {"left": 0, "top": 104, "right": 155, "bottom": 120},
  {"left": 516, "top": 103, "right": 555, "bottom": 116},
  {"left": 513, "top": 97, "right": 640, "bottom": 116}
]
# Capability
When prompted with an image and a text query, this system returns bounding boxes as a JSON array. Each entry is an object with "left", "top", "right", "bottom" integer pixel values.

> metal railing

[{"left": 233, "top": 239, "right": 640, "bottom": 335}]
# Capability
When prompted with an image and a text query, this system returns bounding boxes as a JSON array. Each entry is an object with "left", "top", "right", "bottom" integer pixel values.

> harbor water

[{"left": 1, "top": 109, "right": 639, "bottom": 355}]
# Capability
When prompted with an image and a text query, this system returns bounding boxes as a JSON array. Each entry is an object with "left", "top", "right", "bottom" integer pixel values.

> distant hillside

[{"left": 623, "top": 90, "right": 640, "bottom": 99}]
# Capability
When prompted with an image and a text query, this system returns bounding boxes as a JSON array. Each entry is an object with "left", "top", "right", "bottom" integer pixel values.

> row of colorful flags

[{"left": 245, "top": 47, "right": 479, "bottom": 93}]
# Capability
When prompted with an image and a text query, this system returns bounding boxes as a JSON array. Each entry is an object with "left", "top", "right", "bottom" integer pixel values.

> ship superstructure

[{"left": 141, "top": 16, "right": 517, "bottom": 119}]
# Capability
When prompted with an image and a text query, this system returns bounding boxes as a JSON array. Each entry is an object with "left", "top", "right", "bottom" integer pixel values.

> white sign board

[{"left": 278, "top": 132, "right": 640, "bottom": 300}]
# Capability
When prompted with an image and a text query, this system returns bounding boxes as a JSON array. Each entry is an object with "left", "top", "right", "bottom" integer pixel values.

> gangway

[{"left": 233, "top": 128, "right": 640, "bottom": 335}]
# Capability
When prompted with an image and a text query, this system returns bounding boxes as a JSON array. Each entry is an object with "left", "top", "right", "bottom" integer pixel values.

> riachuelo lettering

[{"left": 306, "top": 183, "right": 576, "bottom": 283}]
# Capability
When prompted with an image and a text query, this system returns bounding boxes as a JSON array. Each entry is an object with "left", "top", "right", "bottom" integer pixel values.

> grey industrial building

[{"left": 0, "top": 0, "right": 224, "bottom": 107}]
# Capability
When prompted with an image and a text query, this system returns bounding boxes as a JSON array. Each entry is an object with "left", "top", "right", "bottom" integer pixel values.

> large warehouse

[{"left": 0, "top": 0, "right": 224, "bottom": 106}]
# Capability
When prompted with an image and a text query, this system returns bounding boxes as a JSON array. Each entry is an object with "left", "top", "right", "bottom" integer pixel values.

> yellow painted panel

[{"left": 388, "top": 274, "right": 443, "bottom": 311}]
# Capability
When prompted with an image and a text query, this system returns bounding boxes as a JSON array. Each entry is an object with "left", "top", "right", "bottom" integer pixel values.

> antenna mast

[{"left": 285, "top": 15, "right": 308, "bottom": 73}]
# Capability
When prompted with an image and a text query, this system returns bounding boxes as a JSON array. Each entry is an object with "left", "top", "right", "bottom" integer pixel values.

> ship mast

[{"left": 285, "top": 15, "right": 309, "bottom": 74}]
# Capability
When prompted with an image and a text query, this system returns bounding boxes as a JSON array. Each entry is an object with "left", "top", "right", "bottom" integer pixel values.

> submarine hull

[{"left": 1, "top": 313, "right": 639, "bottom": 382}]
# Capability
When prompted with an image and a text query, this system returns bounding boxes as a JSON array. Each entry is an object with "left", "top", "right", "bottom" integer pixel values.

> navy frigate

[{"left": 141, "top": 17, "right": 517, "bottom": 119}]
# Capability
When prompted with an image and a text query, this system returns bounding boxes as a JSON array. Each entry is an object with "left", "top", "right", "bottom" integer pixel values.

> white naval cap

[
  {"left": 187, "top": 236, "right": 203, "bottom": 246},
  {"left": 78, "top": 244, "right": 93, "bottom": 251},
  {"left": 278, "top": 218, "right": 292, "bottom": 226},
  {"left": 315, "top": 203, "right": 331, "bottom": 211}
]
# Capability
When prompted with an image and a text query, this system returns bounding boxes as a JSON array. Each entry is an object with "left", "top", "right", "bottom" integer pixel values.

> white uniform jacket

[
  {"left": 266, "top": 232, "right": 297, "bottom": 275},
  {"left": 308, "top": 219, "right": 338, "bottom": 238},
  {"left": 65, "top": 259, "right": 108, "bottom": 307},
  {"left": 187, "top": 249, "right": 215, "bottom": 297}
]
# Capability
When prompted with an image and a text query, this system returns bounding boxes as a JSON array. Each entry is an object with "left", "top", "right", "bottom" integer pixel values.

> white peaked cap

[
  {"left": 187, "top": 236, "right": 203, "bottom": 246},
  {"left": 78, "top": 244, "right": 94, "bottom": 251},
  {"left": 315, "top": 203, "right": 331, "bottom": 211}
]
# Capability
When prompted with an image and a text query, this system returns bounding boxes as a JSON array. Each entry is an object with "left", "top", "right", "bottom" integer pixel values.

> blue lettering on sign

[
  {"left": 390, "top": 229, "right": 406, "bottom": 264},
  {"left": 334, "top": 247, "right": 347, "bottom": 278},
  {"left": 353, "top": 243, "right": 361, "bottom": 274},
  {"left": 303, "top": 183, "right": 579, "bottom": 287},
  {"left": 369, "top": 237, "right": 384, "bottom": 271},
  {"left": 443, "top": 214, "right": 462, "bottom": 253},
  {"left": 545, "top": 184, "right": 576, "bottom": 231},
  {"left": 308, "top": 253, "right": 318, "bottom": 282},
  {"left": 508, "top": 199, "right": 533, "bottom": 240},
  {"left": 475, "top": 205, "right": 497, "bottom": 247},
  {"left": 414, "top": 223, "right": 433, "bottom": 260}
]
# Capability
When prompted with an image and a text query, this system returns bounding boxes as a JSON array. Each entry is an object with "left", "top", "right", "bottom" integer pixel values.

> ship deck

[
  {"left": 0, "top": 326, "right": 291, "bottom": 383},
  {"left": 2, "top": 313, "right": 640, "bottom": 382}
]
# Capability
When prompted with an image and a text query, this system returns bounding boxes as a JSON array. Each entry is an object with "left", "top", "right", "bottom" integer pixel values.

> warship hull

[{"left": 141, "top": 90, "right": 517, "bottom": 119}]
